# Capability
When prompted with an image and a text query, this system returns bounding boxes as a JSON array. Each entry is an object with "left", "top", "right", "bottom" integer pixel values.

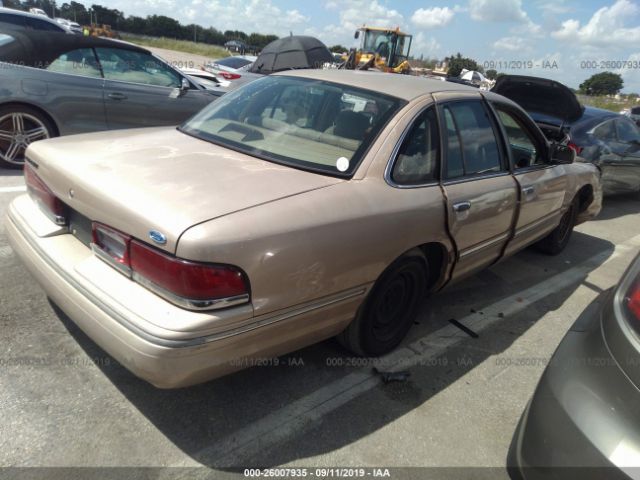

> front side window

[
  {"left": 392, "top": 107, "right": 439, "bottom": 185},
  {"left": 495, "top": 107, "right": 544, "bottom": 168},
  {"left": 181, "top": 76, "right": 404, "bottom": 176},
  {"left": 616, "top": 119, "right": 640, "bottom": 144},
  {"left": 47, "top": 48, "right": 101, "bottom": 78},
  {"left": 95, "top": 48, "right": 181, "bottom": 87},
  {"left": 443, "top": 101, "right": 502, "bottom": 179}
]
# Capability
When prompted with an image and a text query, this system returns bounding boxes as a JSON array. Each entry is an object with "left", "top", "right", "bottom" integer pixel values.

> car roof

[
  {"left": 0, "top": 7, "right": 66, "bottom": 26},
  {"left": 0, "top": 27, "right": 150, "bottom": 66},
  {"left": 274, "top": 69, "right": 477, "bottom": 100}
]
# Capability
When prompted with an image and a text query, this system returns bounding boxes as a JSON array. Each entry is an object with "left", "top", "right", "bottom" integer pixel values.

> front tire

[
  {"left": 534, "top": 198, "right": 578, "bottom": 255},
  {"left": 0, "top": 106, "right": 55, "bottom": 169},
  {"left": 338, "top": 251, "right": 428, "bottom": 356}
]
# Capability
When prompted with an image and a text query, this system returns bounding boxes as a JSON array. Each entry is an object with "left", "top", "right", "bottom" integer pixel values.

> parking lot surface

[{"left": 1, "top": 169, "right": 639, "bottom": 477}]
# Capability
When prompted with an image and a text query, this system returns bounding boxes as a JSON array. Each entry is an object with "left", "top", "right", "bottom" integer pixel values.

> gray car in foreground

[
  {"left": 0, "top": 28, "right": 223, "bottom": 168},
  {"left": 509, "top": 252, "right": 640, "bottom": 479}
]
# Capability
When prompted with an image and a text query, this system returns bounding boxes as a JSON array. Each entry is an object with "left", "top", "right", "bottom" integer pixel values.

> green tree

[
  {"left": 329, "top": 44, "right": 348, "bottom": 53},
  {"left": 445, "top": 52, "right": 483, "bottom": 77},
  {"left": 485, "top": 69, "right": 498, "bottom": 80},
  {"left": 579, "top": 72, "right": 624, "bottom": 96}
]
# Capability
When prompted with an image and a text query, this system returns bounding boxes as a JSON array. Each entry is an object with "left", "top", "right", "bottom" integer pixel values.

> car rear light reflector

[
  {"left": 90, "top": 222, "right": 249, "bottom": 310},
  {"left": 91, "top": 223, "right": 131, "bottom": 273},
  {"left": 24, "top": 163, "right": 66, "bottom": 225},
  {"left": 220, "top": 72, "right": 241, "bottom": 80}
]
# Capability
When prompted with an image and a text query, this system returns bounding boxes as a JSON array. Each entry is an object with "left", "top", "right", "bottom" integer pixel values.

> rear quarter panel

[{"left": 176, "top": 178, "right": 451, "bottom": 316}]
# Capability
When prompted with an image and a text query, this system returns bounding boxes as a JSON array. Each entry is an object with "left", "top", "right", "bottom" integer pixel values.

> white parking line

[
  {"left": 0, "top": 186, "right": 26, "bottom": 193},
  {"left": 177, "top": 234, "right": 640, "bottom": 467}
]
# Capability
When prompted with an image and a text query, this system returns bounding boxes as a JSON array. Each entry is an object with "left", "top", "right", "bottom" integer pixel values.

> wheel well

[
  {"left": 0, "top": 102, "right": 60, "bottom": 136},
  {"left": 576, "top": 184, "right": 594, "bottom": 213},
  {"left": 417, "top": 242, "right": 448, "bottom": 291}
]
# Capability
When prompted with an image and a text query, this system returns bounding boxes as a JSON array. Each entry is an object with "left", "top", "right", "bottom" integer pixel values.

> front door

[{"left": 95, "top": 47, "right": 213, "bottom": 130}]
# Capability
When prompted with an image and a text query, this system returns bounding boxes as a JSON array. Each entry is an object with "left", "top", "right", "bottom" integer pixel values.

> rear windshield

[
  {"left": 181, "top": 76, "right": 405, "bottom": 176},
  {"left": 215, "top": 57, "right": 253, "bottom": 69}
]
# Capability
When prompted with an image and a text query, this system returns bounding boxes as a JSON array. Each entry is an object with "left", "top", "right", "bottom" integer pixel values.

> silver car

[
  {"left": 509, "top": 252, "right": 640, "bottom": 479},
  {"left": 0, "top": 28, "right": 224, "bottom": 168}
]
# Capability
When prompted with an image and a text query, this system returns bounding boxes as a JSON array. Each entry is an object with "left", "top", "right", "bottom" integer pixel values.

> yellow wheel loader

[{"left": 342, "top": 26, "right": 413, "bottom": 74}]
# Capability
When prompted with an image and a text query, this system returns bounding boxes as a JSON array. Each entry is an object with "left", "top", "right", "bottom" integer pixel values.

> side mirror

[
  {"left": 550, "top": 143, "right": 575, "bottom": 164},
  {"left": 354, "top": 30, "right": 360, "bottom": 39},
  {"left": 181, "top": 77, "right": 190, "bottom": 91}
]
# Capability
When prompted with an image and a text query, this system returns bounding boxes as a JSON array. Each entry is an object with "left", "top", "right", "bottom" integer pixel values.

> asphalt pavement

[{"left": 1, "top": 168, "right": 639, "bottom": 479}]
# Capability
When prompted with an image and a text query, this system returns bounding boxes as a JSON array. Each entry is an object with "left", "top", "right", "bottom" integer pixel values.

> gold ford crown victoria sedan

[{"left": 6, "top": 70, "right": 602, "bottom": 388}]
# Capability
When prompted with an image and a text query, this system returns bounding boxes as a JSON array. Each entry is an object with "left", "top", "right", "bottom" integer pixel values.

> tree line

[{"left": 3, "top": 0, "right": 279, "bottom": 49}]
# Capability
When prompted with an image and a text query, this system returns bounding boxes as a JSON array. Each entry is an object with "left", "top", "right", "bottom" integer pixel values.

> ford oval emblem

[{"left": 149, "top": 230, "right": 167, "bottom": 245}]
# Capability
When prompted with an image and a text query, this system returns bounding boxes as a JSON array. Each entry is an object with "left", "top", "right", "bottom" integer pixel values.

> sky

[{"left": 75, "top": 0, "right": 640, "bottom": 92}]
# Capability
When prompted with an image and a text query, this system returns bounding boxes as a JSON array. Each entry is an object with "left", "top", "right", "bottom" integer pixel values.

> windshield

[{"left": 181, "top": 76, "right": 405, "bottom": 176}]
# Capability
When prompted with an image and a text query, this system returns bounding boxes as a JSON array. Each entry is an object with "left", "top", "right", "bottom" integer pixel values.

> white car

[
  {"left": 179, "top": 67, "right": 230, "bottom": 88},
  {"left": 28, "top": 7, "right": 47, "bottom": 16},
  {"left": 205, "top": 55, "right": 257, "bottom": 80},
  {"left": 55, "top": 17, "right": 82, "bottom": 34}
]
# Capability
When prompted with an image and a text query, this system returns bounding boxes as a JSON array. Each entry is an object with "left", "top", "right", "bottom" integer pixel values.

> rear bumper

[
  {"left": 508, "top": 293, "right": 640, "bottom": 480},
  {"left": 6, "top": 195, "right": 365, "bottom": 388}
]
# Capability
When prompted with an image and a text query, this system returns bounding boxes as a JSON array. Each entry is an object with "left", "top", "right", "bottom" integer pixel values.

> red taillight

[
  {"left": 626, "top": 280, "right": 640, "bottom": 322},
  {"left": 24, "top": 163, "right": 66, "bottom": 225},
  {"left": 90, "top": 222, "right": 249, "bottom": 309},
  {"left": 568, "top": 142, "right": 583, "bottom": 155},
  {"left": 130, "top": 240, "right": 248, "bottom": 303},
  {"left": 220, "top": 72, "right": 241, "bottom": 80}
]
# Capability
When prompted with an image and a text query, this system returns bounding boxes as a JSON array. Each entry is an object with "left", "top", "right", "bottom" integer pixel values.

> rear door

[
  {"left": 490, "top": 102, "right": 568, "bottom": 256},
  {"left": 41, "top": 47, "right": 107, "bottom": 133},
  {"left": 95, "top": 47, "right": 214, "bottom": 129},
  {"left": 437, "top": 95, "right": 518, "bottom": 281}
]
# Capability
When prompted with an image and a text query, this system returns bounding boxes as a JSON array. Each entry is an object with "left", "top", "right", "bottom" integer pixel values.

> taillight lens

[
  {"left": 90, "top": 222, "right": 249, "bottom": 310},
  {"left": 24, "top": 163, "right": 66, "bottom": 225},
  {"left": 130, "top": 240, "right": 248, "bottom": 304},
  {"left": 568, "top": 142, "right": 583, "bottom": 155},
  {"left": 220, "top": 72, "right": 241, "bottom": 80}
]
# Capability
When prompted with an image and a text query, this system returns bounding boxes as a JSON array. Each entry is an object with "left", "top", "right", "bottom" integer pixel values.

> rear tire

[
  {"left": 338, "top": 250, "right": 428, "bottom": 356},
  {"left": 0, "top": 106, "right": 56, "bottom": 169},
  {"left": 534, "top": 198, "right": 578, "bottom": 255}
]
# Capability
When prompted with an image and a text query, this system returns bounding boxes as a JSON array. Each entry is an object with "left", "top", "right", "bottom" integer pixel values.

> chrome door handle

[
  {"left": 453, "top": 201, "right": 472, "bottom": 213},
  {"left": 108, "top": 92, "right": 127, "bottom": 100},
  {"left": 522, "top": 186, "right": 535, "bottom": 196}
]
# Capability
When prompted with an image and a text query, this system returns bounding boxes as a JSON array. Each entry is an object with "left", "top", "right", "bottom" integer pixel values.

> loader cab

[{"left": 354, "top": 27, "right": 412, "bottom": 70}]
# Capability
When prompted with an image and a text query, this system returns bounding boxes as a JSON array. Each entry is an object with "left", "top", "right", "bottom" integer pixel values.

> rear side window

[
  {"left": 47, "top": 48, "right": 102, "bottom": 78},
  {"left": 392, "top": 107, "right": 439, "bottom": 185},
  {"left": 495, "top": 107, "right": 544, "bottom": 168},
  {"left": 443, "top": 101, "right": 502, "bottom": 179}
]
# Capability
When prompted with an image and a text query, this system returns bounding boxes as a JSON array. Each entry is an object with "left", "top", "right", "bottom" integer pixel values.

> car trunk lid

[
  {"left": 25, "top": 127, "right": 343, "bottom": 254},
  {"left": 491, "top": 75, "right": 584, "bottom": 125}
]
